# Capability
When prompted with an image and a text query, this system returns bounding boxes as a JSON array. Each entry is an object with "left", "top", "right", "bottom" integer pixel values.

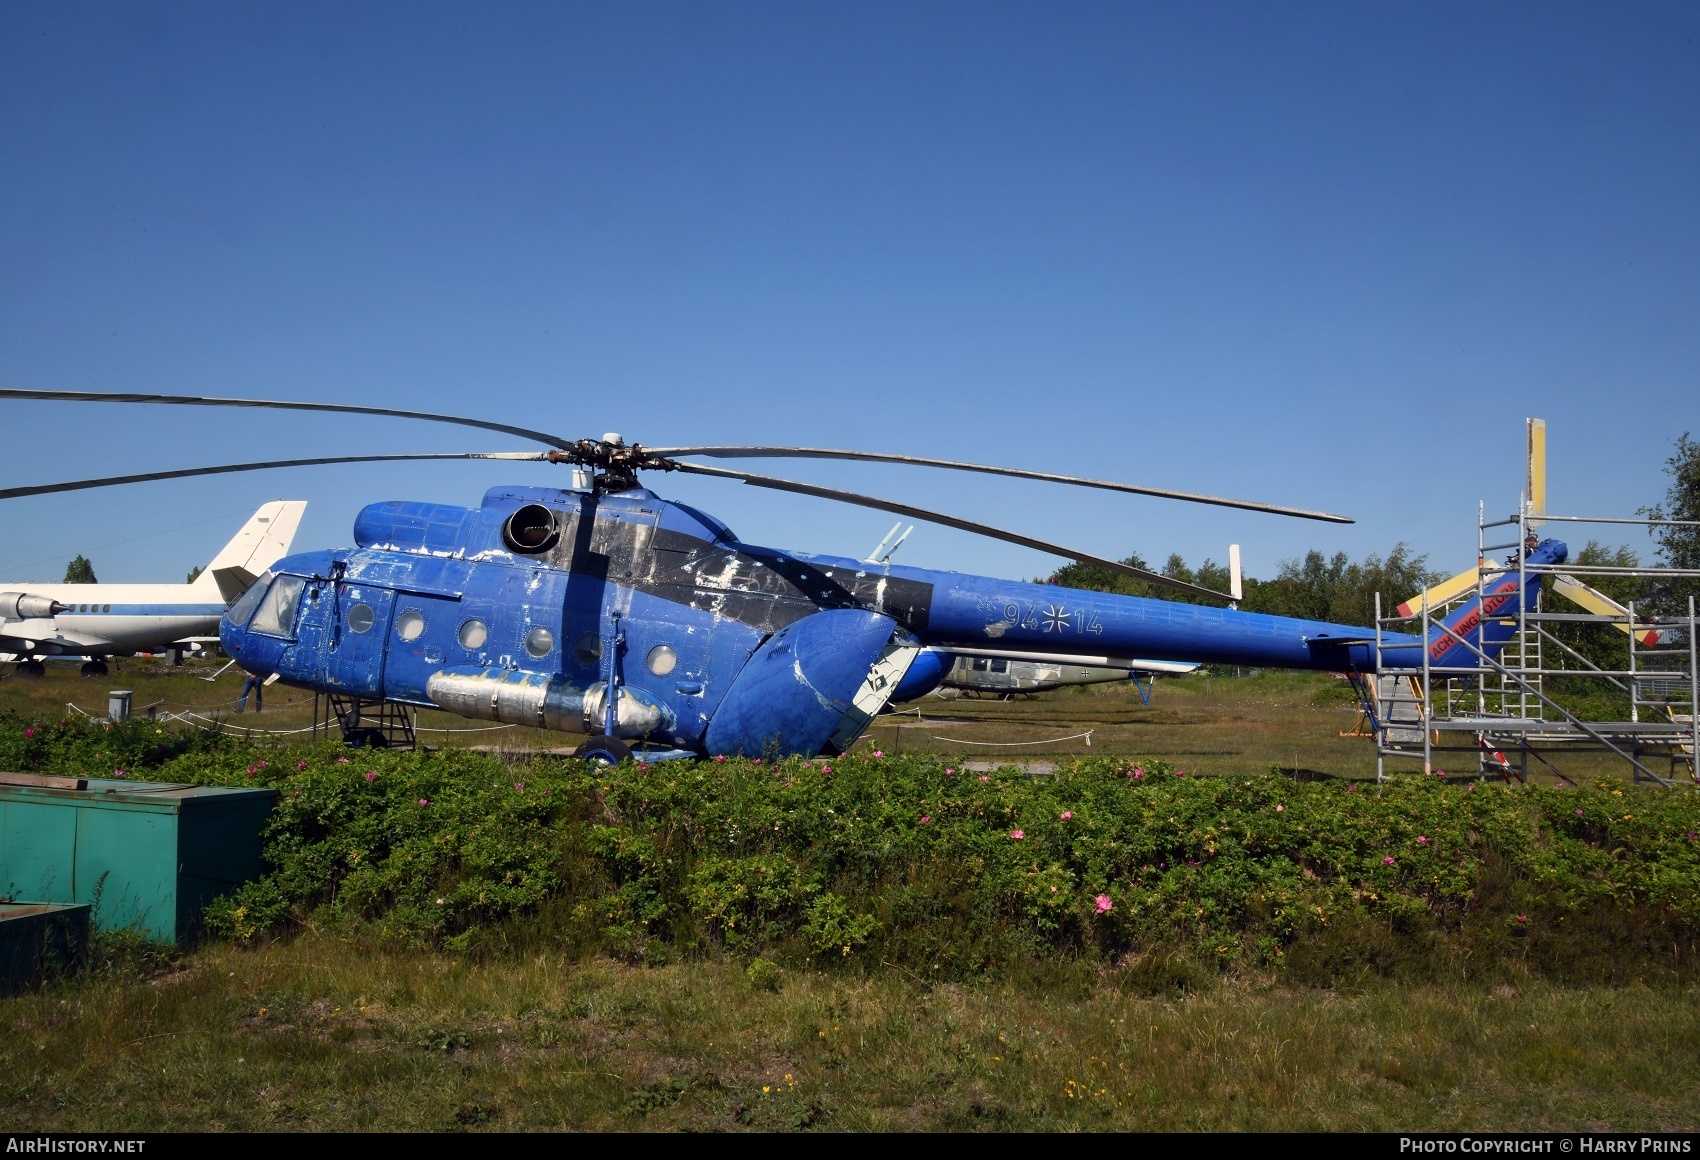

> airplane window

[
  {"left": 225, "top": 573, "right": 274, "bottom": 627},
  {"left": 972, "top": 658, "right": 989, "bottom": 671},
  {"left": 103, "top": 605, "right": 111, "bottom": 613},
  {"left": 347, "top": 603, "right": 375, "bottom": 633},
  {"left": 647, "top": 644, "right": 677, "bottom": 676},
  {"left": 574, "top": 633, "right": 602, "bottom": 665},
  {"left": 396, "top": 610, "right": 426, "bottom": 641},
  {"left": 525, "top": 626, "right": 554, "bottom": 658},
  {"left": 990, "top": 659, "right": 1009, "bottom": 673},
  {"left": 458, "top": 619, "right": 488, "bottom": 649},
  {"left": 250, "top": 575, "right": 306, "bottom": 637}
]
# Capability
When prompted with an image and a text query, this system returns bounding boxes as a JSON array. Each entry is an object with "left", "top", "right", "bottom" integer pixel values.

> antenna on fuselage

[{"left": 863, "top": 522, "right": 914, "bottom": 565}]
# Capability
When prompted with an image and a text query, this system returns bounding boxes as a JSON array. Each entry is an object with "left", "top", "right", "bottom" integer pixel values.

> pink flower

[
  {"left": 1516, "top": 914, "right": 1528, "bottom": 924},
  {"left": 297, "top": 761, "right": 308, "bottom": 770},
  {"left": 920, "top": 816, "right": 932, "bottom": 824},
  {"left": 978, "top": 775, "right": 989, "bottom": 782},
  {"left": 1382, "top": 855, "right": 1396, "bottom": 866},
  {"left": 364, "top": 771, "right": 378, "bottom": 782},
  {"left": 945, "top": 767, "right": 955, "bottom": 776},
  {"left": 1175, "top": 770, "right": 1186, "bottom": 778},
  {"left": 113, "top": 768, "right": 128, "bottom": 778},
  {"left": 256, "top": 761, "right": 269, "bottom": 769},
  {"left": 514, "top": 782, "right": 524, "bottom": 791},
  {"left": 336, "top": 756, "right": 350, "bottom": 764},
  {"left": 1467, "top": 784, "right": 1477, "bottom": 792},
  {"left": 1417, "top": 835, "right": 1430, "bottom": 845},
  {"left": 753, "top": 758, "right": 762, "bottom": 765},
  {"left": 1276, "top": 804, "right": 1285, "bottom": 812},
  {"left": 1131, "top": 770, "right": 1144, "bottom": 780},
  {"left": 1576, "top": 809, "right": 1585, "bottom": 816},
  {"left": 1435, "top": 769, "right": 1447, "bottom": 778},
  {"left": 1687, "top": 833, "right": 1697, "bottom": 840},
  {"left": 417, "top": 798, "right": 429, "bottom": 807},
  {"left": 714, "top": 755, "right": 726, "bottom": 764},
  {"left": 23, "top": 728, "right": 34, "bottom": 738},
  {"left": 1346, "top": 784, "right": 1358, "bottom": 792},
  {"left": 1094, "top": 895, "right": 1113, "bottom": 914},
  {"left": 637, "top": 762, "right": 649, "bottom": 772},
  {"left": 872, "top": 751, "right": 884, "bottom": 758},
  {"left": 1060, "top": 811, "right": 1074, "bottom": 820},
  {"left": 821, "top": 765, "right": 832, "bottom": 775},
  {"left": 1010, "top": 829, "right": 1025, "bottom": 840},
  {"left": 436, "top": 898, "right": 445, "bottom": 906},
  {"left": 1050, "top": 885, "right": 1057, "bottom": 893}
]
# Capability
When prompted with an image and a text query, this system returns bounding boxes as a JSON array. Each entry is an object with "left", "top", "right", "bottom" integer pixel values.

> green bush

[{"left": 6, "top": 714, "right": 1700, "bottom": 979}]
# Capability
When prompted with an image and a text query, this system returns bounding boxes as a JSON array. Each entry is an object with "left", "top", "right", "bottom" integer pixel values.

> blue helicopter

[{"left": 0, "top": 389, "right": 1566, "bottom": 761}]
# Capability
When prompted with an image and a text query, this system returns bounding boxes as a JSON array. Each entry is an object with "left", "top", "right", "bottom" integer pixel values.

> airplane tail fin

[
  {"left": 1421, "top": 538, "right": 1567, "bottom": 669},
  {"left": 192, "top": 501, "right": 308, "bottom": 604}
]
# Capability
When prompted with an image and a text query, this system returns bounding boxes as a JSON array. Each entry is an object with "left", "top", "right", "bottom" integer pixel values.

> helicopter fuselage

[{"left": 218, "top": 483, "right": 1551, "bottom": 757}]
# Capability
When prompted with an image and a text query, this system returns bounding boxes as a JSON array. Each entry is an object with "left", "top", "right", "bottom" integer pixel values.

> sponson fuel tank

[{"left": 425, "top": 666, "right": 675, "bottom": 740}]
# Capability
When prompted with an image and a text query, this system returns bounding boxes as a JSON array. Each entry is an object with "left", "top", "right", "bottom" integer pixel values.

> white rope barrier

[{"left": 926, "top": 729, "right": 1094, "bottom": 748}]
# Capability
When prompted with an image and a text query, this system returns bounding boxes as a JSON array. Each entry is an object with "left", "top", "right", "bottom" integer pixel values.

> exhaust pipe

[
  {"left": 426, "top": 665, "right": 675, "bottom": 739},
  {"left": 0, "top": 592, "right": 69, "bottom": 621}
]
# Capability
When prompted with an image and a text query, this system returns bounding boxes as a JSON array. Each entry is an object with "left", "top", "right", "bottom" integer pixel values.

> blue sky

[{"left": 2, "top": 1, "right": 1696, "bottom": 588}]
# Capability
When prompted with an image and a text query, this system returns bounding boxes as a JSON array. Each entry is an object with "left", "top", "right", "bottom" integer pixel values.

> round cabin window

[
  {"left": 574, "top": 633, "right": 602, "bottom": 665},
  {"left": 502, "top": 504, "right": 560, "bottom": 554},
  {"left": 458, "top": 619, "right": 488, "bottom": 649},
  {"left": 396, "top": 610, "right": 425, "bottom": 641},
  {"left": 525, "top": 626, "right": 554, "bottom": 658},
  {"left": 647, "top": 644, "right": 677, "bottom": 676},
  {"left": 347, "top": 603, "right": 375, "bottom": 633}
]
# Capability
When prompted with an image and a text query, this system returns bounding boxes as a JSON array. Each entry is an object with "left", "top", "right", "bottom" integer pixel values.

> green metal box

[
  {"left": 0, "top": 774, "right": 276, "bottom": 944},
  {"left": 0, "top": 902, "right": 89, "bottom": 994}
]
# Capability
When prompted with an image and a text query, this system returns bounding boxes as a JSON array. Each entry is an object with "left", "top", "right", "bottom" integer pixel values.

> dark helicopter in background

[{"left": 0, "top": 389, "right": 1567, "bottom": 761}]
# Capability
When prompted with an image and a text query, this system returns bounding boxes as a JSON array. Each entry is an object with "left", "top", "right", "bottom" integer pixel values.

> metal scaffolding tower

[{"left": 1367, "top": 501, "right": 1698, "bottom": 788}]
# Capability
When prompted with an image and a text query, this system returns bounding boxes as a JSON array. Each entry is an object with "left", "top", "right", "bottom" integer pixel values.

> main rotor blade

[
  {"left": 0, "top": 388, "right": 575, "bottom": 449},
  {"left": 671, "top": 461, "right": 1232, "bottom": 601},
  {"left": 648, "top": 445, "right": 1353, "bottom": 524},
  {"left": 0, "top": 452, "right": 551, "bottom": 501}
]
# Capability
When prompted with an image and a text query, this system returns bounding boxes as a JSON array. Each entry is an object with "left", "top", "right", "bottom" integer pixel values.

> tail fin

[
  {"left": 1423, "top": 538, "right": 1567, "bottom": 668},
  {"left": 192, "top": 501, "right": 308, "bottom": 604}
]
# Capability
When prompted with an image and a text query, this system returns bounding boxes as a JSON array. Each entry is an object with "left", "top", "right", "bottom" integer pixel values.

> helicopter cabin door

[{"left": 321, "top": 582, "right": 396, "bottom": 696}]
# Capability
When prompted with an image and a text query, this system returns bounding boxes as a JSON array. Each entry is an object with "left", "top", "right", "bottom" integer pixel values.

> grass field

[
  {"left": 5, "top": 934, "right": 1700, "bottom": 1131},
  {"left": 3, "top": 658, "right": 1697, "bottom": 1132},
  {"left": 0, "top": 657, "right": 1668, "bottom": 783}
]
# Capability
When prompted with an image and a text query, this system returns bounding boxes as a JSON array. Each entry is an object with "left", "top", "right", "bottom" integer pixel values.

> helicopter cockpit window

[
  {"left": 502, "top": 504, "right": 560, "bottom": 554},
  {"left": 525, "top": 626, "right": 554, "bottom": 658},
  {"left": 396, "top": 610, "right": 426, "bottom": 642},
  {"left": 347, "top": 603, "right": 375, "bottom": 633},
  {"left": 458, "top": 619, "right": 488, "bottom": 649},
  {"left": 225, "top": 572, "right": 274, "bottom": 627},
  {"left": 249, "top": 575, "right": 306, "bottom": 638}
]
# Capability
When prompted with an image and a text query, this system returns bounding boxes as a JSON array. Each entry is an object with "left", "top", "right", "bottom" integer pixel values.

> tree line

[{"left": 1046, "top": 431, "right": 1700, "bottom": 669}]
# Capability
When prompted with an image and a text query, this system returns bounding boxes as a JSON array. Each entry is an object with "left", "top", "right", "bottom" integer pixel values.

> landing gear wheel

[
  {"left": 343, "top": 728, "right": 390, "bottom": 749},
  {"left": 15, "top": 660, "right": 45, "bottom": 678},
  {"left": 573, "top": 736, "right": 632, "bottom": 766},
  {"left": 80, "top": 660, "right": 108, "bottom": 678}
]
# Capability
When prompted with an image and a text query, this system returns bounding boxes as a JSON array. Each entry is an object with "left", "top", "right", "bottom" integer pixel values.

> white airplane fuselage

[{"left": 1, "top": 501, "right": 306, "bottom": 664}]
